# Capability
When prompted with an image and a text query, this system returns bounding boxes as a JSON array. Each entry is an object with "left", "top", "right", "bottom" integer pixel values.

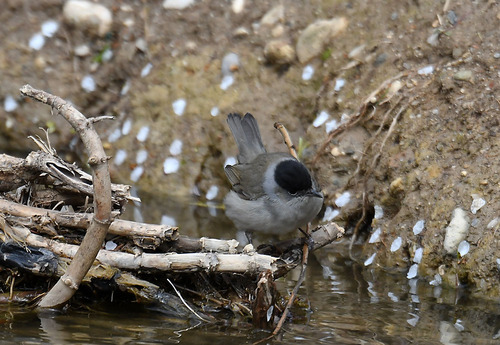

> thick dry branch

[
  {"left": 0, "top": 199, "right": 177, "bottom": 244},
  {"left": 0, "top": 154, "right": 39, "bottom": 192},
  {"left": 20, "top": 84, "right": 112, "bottom": 308}
]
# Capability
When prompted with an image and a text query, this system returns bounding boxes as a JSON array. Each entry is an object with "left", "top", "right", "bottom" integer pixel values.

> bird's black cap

[{"left": 274, "top": 160, "right": 313, "bottom": 194}]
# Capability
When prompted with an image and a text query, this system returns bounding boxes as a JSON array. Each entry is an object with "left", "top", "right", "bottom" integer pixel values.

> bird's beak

[{"left": 307, "top": 189, "right": 323, "bottom": 198}]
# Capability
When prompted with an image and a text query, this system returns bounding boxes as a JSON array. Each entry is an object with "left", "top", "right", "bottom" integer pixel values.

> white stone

[
  {"left": 41, "top": 20, "right": 59, "bottom": 37},
  {"left": 114, "top": 149, "right": 127, "bottom": 166},
  {"left": 368, "top": 228, "right": 381, "bottom": 243},
  {"left": 163, "top": 0, "right": 195, "bottom": 10},
  {"left": 29, "top": 33, "right": 45, "bottom": 51},
  {"left": 260, "top": 5, "right": 284, "bottom": 26},
  {"left": 364, "top": 253, "right": 376, "bottom": 266},
  {"left": 407, "top": 264, "right": 418, "bottom": 279},
  {"left": 169, "top": 139, "right": 183, "bottom": 155},
  {"left": 163, "top": 157, "right": 180, "bottom": 174},
  {"left": 470, "top": 194, "right": 486, "bottom": 214},
  {"left": 130, "top": 166, "right": 144, "bottom": 182},
  {"left": 390, "top": 237, "right": 402, "bottom": 252},
  {"left": 443, "top": 208, "right": 470, "bottom": 254},
  {"left": 335, "top": 191, "right": 350, "bottom": 207},
  {"left": 74, "top": 44, "right": 91, "bottom": 57},
  {"left": 302, "top": 65, "right": 314, "bottom": 80},
  {"left": 172, "top": 98, "right": 187, "bottom": 116},
  {"left": 141, "top": 63, "right": 153, "bottom": 77},
  {"left": 63, "top": 0, "right": 112, "bottom": 37},
  {"left": 136, "top": 149, "right": 148, "bottom": 164},
  {"left": 136, "top": 126, "right": 150, "bottom": 142},
  {"left": 413, "top": 247, "right": 423, "bottom": 263},
  {"left": 313, "top": 111, "right": 329, "bottom": 127},
  {"left": 206, "top": 185, "right": 219, "bottom": 200},
  {"left": 413, "top": 219, "right": 425, "bottom": 235},
  {"left": 4, "top": 95, "right": 18, "bottom": 112},
  {"left": 81, "top": 75, "right": 96, "bottom": 92}
]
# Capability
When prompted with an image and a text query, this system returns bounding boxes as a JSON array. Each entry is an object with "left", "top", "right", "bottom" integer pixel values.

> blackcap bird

[{"left": 223, "top": 113, "right": 324, "bottom": 237}]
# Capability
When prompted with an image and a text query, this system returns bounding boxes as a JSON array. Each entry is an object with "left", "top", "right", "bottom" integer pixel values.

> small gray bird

[{"left": 224, "top": 113, "right": 323, "bottom": 237}]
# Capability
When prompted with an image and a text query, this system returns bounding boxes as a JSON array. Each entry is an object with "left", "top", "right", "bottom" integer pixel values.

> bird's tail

[{"left": 227, "top": 113, "right": 266, "bottom": 163}]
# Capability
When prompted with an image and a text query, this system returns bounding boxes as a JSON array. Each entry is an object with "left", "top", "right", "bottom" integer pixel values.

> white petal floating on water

[
  {"left": 313, "top": 111, "right": 329, "bottom": 127},
  {"left": 4, "top": 95, "right": 18, "bottom": 112},
  {"left": 29, "top": 32, "right": 45, "bottom": 50},
  {"left": 325, "top": 119, "right": 339, "bottom": 133},
  {"left": 136, "top": 126, "right": 150, "bottom": 142},
  {"left": 322, "top": 206, "right": 339, "bottom": 222},
  {"left": 81, "top": 75, "right": 96, "bottom": 92},
  {"left": 161, "top": 214, "right": 177, "bottom": 227},
  {"left": 334, "top": 78, "right": 345, "bottom": 92},
  {"left": 108, "top": 128, "right": 121, "bottom": 142},
  {"left": 141, "top": 63, "right": 153, "bottom": 77},
  {"left": 172, "top": 98, "right": 186, "bottom": 116},
  {"left": 407, "top": 264, "right": 418, "bottom": 279},
  {"left": 210, "top": 107, "right": 219, "bottom": 117},
  {"left": 206, "top": 185, "right": 219, "bottom": 200},
  {"left": 121, "top": 79, "right": 131, "bottom": 96},
  {"left": 388, "top": 292, "right": 399, "bottom": 302},
  {"left": 136, "top": 149, "right": 148, "bottom": 164},
  {"left": 470, "top": 194, "right": 486, "bottom": 214},
  {"left": 130, "top": 166, "right": 144, "bottom": 182},
  {"left": 114, "top": 149, "right": 127, "bottom": 166},
  {"left": 220, "top": 75, "right": 234, "bottom": 90},
  {"left": 457, "top": 240, "right": 470, "bottom": 256},
  {"left": 169, "top": 139, "right": 183, "bottom": 155},
  {"left": 413, "top": 219, "right": 425, "bottom": 235},
  {"left": 335, "top": 191, "right": 350, "bottom": 207},
  {"left": 105, "top": 240, "right": 117, "bottom": 251},
  {"left": 163, "top": 157, "right": 180, "bottom": 174},
  {"left": 374, "top": 205, "right": 384, "bottom": 219},
  {"left": 407, "top": 315, "right": 419, "bottom": 327},
  {"left": 41, "top": 20, "right": 59, "bottom": 37},
  {"left": 302, "top": 65, "right": 314, "bottom": 80},
  {"left": 390, "top": 236, "right": 402, "bottom": 252},
  {"left": 429, "top": 273, "right": 442, "bottom": 286},
  {"left": 224, "top": 156, "right": 237, "bottom": 167},
  {"left": 122, "top": 119, "right": 132, "bottom": 135},
  {"left": 413, "top": 247, "right": 423, "bottom": 263},
  {"left": 368, "top": 228, "right": 381, "bottom": 243},
  {"left": 417, "top": 65, "right": 434, "bottom": 75},
  {"left": 364, "top": 253, "right": 376, "bottom": 266}
]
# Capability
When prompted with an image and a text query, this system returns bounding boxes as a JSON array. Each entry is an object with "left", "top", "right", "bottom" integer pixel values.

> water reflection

[{"left": 1, "top": 195, "right": 499, "bottom": 344}]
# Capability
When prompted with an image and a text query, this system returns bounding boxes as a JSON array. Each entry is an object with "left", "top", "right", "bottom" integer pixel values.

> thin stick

[
  {"left": 274, "top": 122, "right": 298, "bottom": 159},
  {"left": 166, "top": 278, "right": 210, "bottom": 322}
]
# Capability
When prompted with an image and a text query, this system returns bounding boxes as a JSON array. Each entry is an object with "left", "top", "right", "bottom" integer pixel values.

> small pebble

[
  {"left": 364, "top": 253, "right": 376, "bottom": 266},
  {"left": 172, "top": 98, "right": 187, "bottom": 116},
  {"left": 29, "top": 33, "right": 45, "bottom": 51},
  {"left": 122, "top": 119, "right": 132, "bottom": 135},
  {"left": 224, "top": 156, "right": 237, "bottom": 167},
  {"left": 470, "top": 194, "right": 486, "bottom": 214},
  {"left": 322, "top": 206, "right": 339, "bottom": 222},
  {"left": 136, "top": 126, "right": 150, "bottom": 142},
  {"left": 161, "top": 214, "right": 177, "bottom": 227},
  {"left": 74, "top": 44, "right": 91, "bottom": 57},
  {"left": 302, "top": 65, "right": 314, "bottom": 80},
  {"left": 163, "top": 157, "right": 180, "bottom": 174},
  {"left": 368, "top": 228, "right": 381, "bottom": 243},
  {"left": 169, "top": 139, "right": 183, "bottom": 155},
  {"left": 457, "top": 240, "right": 470, "bottom": 256},
  {"left": 206, "top": 185, "right": 219, "bottom": 200},
  {"left": 260, "top": 5, "right": 284, "bottom": 26},
  {"left": 136, "top": 149, "right": 148, "bottom": 164},
  {"left": 390, "top": 237, "right": 402, "bottom": 252},
  {"left": 407, "top": 264, "right": 418, "bottom": 279},
  {"left": 114, "top": 149, "right": 127, "bottom": 166},
  {"left": 313, "top": 110, "right": 329, "bottom": 127},
  {"left": 141, "top": 63, "right": 153, "bottom": 77},
  {"left": 63, "top": 0, "right": 112, "bottom": 37},
  {"left": 335, "top": 191, "right": 350, "bottom": 207},
  {"left": 81, "top": 75, "right": 96, "bottom": 92},
  {"left": 413, "top": 247, "right": 423, "bottom": 263},
  {"left": 453, "top": 70, "right": 473, "bottom": 82},
  {"left": 413, "top": 220, "right": 425, "bottom": 235},
  {"left": 417, "top": 65, "right": 434, "bottom": 75},
  {"left": 41, "top": 20, "right": 59, "bottom": 37},
  {"left": 4, "top": 95, "right": 18, "bottom": 112},
  {"left": 130, "top": 166, "right": 144, "bottom": 182},
  {"left": 210, "top": 107, "right": 219, "bottom": 117}
]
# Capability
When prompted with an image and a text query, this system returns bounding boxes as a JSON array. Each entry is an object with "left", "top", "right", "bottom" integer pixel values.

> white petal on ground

[
  {"left": 210, "top": 107, "right": 219, "bottom": 116},
  {"left": 122, "top": 119, "right": 132, "bottom": 135},
  {"left": 470, "top": 194, "right": 486, "bottom": 214},
  {"left": 220, "top": 75, "right": 234, "bottom": 90},
  {"left": 457, "top": 240, "right": 470, "bottom": 256},
  {"left": 368, "top": 228, "right": 381, "bottom": 243},
  {"left": 108, "top": 128, "right": 121, "bottom": 142},
  {"left": 413, "top": 219, "right": 425, "bottom": 235},
  {"left": 136, "top": 126, "right": 150, "bottom": 142},
  {"left": 41, "top": 20, "right": 59, "bottom": 37},
  {"left": 172, "top": 98, "right": 187, "bottom": 116},
  {"left": 206, "top": 185, "right": 219, "bottom": 200},
  {"left": 105, "top": 240, "right": 117, "bottom": 250},
  {"left": 407, "top": 264, "right": 418, "bottom": 279},
  {"left": 130, "top": 166, "right": 144, "bottom": 182},
  {"left": 141, "top": 63, "right": 153, "bottom": 77},
  {"left": 169, "top": 139, "right": 183, "bottom": 155},
  {"left": 81, "top": 75, "right": 96, "bottom": 92},
  {"left": 335, "top": 191, "right": 350, "bottom": 207},
  {"left": 417, "top": 65, "right": 434, "bottom": 75},
  {"left": 413, "top": 247, "right": 423, "bottom": 263},
  {"left": 390, "top": 236, "right": 402, "bottom": 252},
  {"left": 322, "top": 206, "right": 339, "bottom": 222},
  {"left": 313, "top": 111, "right": 329, "bottom": 127},
  {"left": 163, "top": 157, "right": 180, "bottom": 174},
  {"left": 334, "top": 78, "right": 345, "bottom": 91},
  {"left": 302, "top": 65, "right": 314, "bottom": 80},
  {"left": 114, "top": 149, "right": 127, "bottom": 166},
  {"left": 364, "top": 253, "right": 376, "bottom": 266},
  {"left": 136, "top": 149, "right": 148, "bottom": 164},
  {"left": 29, "top": 32, "right": 45, "bottom": 50},
  {"left": 325, "top": 119, "right": 339, "bottom": 133},
  {"left": 374, "top": 205, "right": 384, "bottom": 219},
  {"left": 4, "top": 95, "right": 18, "bottom": 112}
]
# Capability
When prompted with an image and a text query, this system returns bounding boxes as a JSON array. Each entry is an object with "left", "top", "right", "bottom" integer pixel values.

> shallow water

[{"left": 2, "top": 194, "right": 499, "bottom": 344}]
